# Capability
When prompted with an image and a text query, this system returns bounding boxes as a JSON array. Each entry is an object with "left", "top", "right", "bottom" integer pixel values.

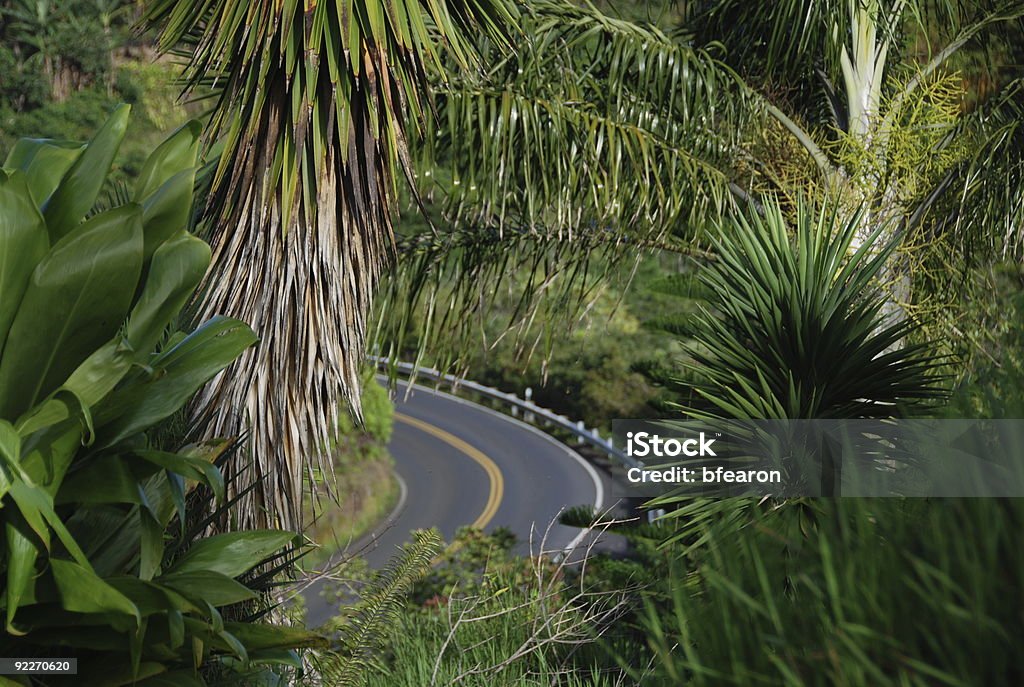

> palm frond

[
  {"left": 418, "top": 0, "right": 754, "bottom": 244},
  {"left": 372, "top": 222, "right": 661, "bottom": 379},
  {"left": 688, "top": 0, "right": 1024, "bottom": 115},
  {"left": 923, "top": 78, "right": 1024, "bottom": 259}
]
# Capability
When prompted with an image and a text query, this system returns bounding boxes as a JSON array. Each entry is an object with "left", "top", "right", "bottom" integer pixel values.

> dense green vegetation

[
  {"left": 0, "top": 109, "right": 322, "bottom": 683},
  {"left": 1, "top": 0, "right": 1023, "bottom": 685}
]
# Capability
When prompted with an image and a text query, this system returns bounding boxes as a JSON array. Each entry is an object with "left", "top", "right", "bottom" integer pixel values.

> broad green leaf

[
  {"left": 54, "top": 455, "right": 157, "bottom": 505},
  {"left": 2, "top": 139, "right": 85, "bottom": 207},
  {"left": 246, "top": 648, "right": 305, "bottom": 669},
  {"left": 14, "top": 397, "right": 73, "bottom": 438},
  {"left": 166, "top": 530, "right": 294, "bottom": 578},
  {"left": 133, "top": 120, "right": 202, "bottom": 202},
  {"left": 157, "top": 570, "right": 257, "bottom": 607},
  {"left": 93, "top": 317, "right": 257, "bottom": 448},
  {"left": 0, "top": 171, "right": 48, "bottom": 357},
  {"left": 42, "top": 104, "right": 131, "bottom": 242},
  {"left": 106, "top": 577, "right": 197, "bottom": 616},
  {"left": 51, "top": 558, "right": 140, "bottom": 622},
  {"left": 140, "top": 169, "right": 198, "bottom": 262},
  {"left": 4, "top": 520, "right": 40, "bottom": 632},
  {"left": 0, "top": 420, "right": 17, "bottom": 501},
  {"left": 43, "top": 340, "right": 135, "bottom": 425},
  {"left": 135, "top": 447, "right": 225, "bottom": 506},
  {"left": 7, "top": 483, "right": 51, "bottom": 549},
  {"left": 8, "top": 474, "right": 91, "bottom": 568},
  {"left": 0, "top": 204, "right": 144, "bottom": 419},
  {"left": 17, "top": 424, "right": 80, "bottom": 496},
  {"left": 139, "top": 509, "right": 164, "bottom": 581},
  {"left": 180, "top": 617, "right": 248, "bottom": 662},
  {"left": 223, "top": 621, "right": 328, "bottom": 650},
  {"left": 127, "top": 231, "right": 211, "bottom": 356},
  {"left": 167, "top": 609, "right": 185, "bottom": 648}
]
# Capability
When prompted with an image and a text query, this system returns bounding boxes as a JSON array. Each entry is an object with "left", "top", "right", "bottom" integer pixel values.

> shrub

[{"left": 0, "top": 106, "right": 323, "bottom": 684}]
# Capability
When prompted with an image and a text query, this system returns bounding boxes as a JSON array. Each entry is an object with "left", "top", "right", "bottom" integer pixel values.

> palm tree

[{"left": 144, "top": 0, "right": 516, "bottom": 530}]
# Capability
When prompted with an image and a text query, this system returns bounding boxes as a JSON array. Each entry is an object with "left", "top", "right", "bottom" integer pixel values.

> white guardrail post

[{"left": 372, "top": 357, "right": 641, "bottom": 470}]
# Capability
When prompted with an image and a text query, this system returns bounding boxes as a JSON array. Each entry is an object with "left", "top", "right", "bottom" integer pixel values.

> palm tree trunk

[{"left": 190, "top": 92, "right": 391, "bottom": 532}]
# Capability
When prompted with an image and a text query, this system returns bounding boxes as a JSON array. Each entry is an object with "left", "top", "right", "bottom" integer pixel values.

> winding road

[{"left": 302, "top": 381, "right": 605, "bottom": 626}]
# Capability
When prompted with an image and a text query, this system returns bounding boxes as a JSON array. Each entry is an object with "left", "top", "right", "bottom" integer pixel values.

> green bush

[
  {"left": 0, "top": 45, "right": 48, "bottom": 111},
  {"left": 0, "top": 107, "right": 323, "bottom": 685},
  {"left": 359, "top": 528, "right": 624, "bottom": 687}
]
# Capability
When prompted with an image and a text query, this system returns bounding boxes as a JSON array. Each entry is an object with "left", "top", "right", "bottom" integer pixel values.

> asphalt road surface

[{"left": 302, "top": 381, "right": 604, "bottom": 627}]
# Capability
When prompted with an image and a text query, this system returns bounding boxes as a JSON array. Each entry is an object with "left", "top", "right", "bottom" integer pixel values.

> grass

[{"left": 304, "top": 454, "right": 400, "bottom": 567}]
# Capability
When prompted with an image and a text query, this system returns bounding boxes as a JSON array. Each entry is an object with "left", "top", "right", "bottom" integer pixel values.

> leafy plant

[
  {"left": 0, "top": 106, "right": 323, "bottom": 685},
  {"left": 313, "top": 528, "right": 443, "bottom": 686},
  {"left": 390, "top": 0, "right": 1024, "bottom": 395},
  {"left": 681, "top": 201, "right": 947, "bottom": 421},
  {"left": 348, "top": 527, "right": 627, "bottom": 687},
  {"left": 622, "top": 498, "right": 1024, "bottom": 686}
]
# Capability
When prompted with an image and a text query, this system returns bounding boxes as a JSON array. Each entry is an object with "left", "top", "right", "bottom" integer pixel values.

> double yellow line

[{"left": 393, "top": 412, "right": 504, "bottom": 529}]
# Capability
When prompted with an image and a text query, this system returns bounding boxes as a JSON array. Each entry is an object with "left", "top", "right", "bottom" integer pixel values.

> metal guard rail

[{"left": 372, "top": 357, "right": 640, "bottom": 470}]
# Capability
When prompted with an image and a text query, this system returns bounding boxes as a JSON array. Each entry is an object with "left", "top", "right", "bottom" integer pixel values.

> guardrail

[{"left": 372, "top": 357, "right": 641, "bottom": 470}]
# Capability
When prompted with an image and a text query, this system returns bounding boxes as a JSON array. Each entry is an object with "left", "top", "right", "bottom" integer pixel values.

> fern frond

[{"left": 319, "top": 528, "right": 443, "bottom": 686}]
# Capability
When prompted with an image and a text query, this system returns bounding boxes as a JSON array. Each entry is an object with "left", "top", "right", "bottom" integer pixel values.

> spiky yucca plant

[
  {"left": 144, "top": 0, "right": 517, "bottom": 530},
  {"left": 683, "top": 201, "right": 947, "bottom": 421}
]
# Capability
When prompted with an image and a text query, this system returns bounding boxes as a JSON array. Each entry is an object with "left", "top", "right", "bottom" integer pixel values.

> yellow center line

[{"left": 393, "top": 412, "right": 504, "bottom": 530}]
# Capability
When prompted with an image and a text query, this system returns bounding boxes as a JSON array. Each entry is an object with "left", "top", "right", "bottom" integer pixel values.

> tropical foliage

[
  {"left": 143, "top": 0, "right": 519, "bottom": 531},
  {"left": 338, "top": 527, "right": 627, "bottom": 687},
  {"left": 618, "top": 498, "right": 1024, "bottom": 686},
  {"left": 0, "top": 110, "right": 323, "bottom": 684},
  {"left": 386, "top": 0, "right": 1024, "bottom": 376},
  {"left": 681, "top": 201, "right": 947, "bottom": 421},
  {"left": 129, "top": 0, "right": 1024, "bottom": 537},
  {"left": 0, "top": 0, "right": 136, "bottom": 106}
]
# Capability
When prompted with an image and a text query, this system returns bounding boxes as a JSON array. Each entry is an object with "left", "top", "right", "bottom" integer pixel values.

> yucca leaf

[
  {"left": 145, "top": 0, "right": 518, "bottom": 529},
  {"left": 682, "top": 200, "right": 947, "bottom": 421}
]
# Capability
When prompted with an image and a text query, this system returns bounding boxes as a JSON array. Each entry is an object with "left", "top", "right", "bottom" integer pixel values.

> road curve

[{"left": 303, "top": 381, "right": 603, "bottom": 627}]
